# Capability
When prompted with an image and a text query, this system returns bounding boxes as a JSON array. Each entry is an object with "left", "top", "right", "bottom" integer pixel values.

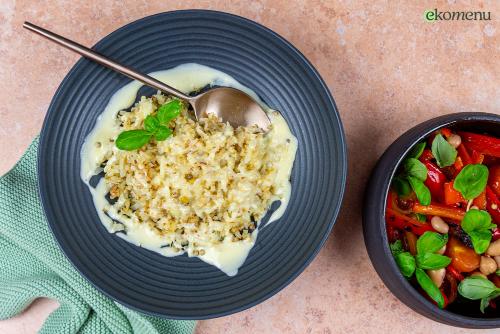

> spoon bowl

[{"left": 192, "top": 87, "right": 271, "bottom": 130}]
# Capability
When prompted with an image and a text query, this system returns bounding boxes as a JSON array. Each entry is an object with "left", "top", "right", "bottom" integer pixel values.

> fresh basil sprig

[
  {"left": 453, "top": 164, "right": 489, "bottom": 200},
  {"left": 408, "top": 142, "right": 426, "bottom": 159},
  {"left": 416, "top": 268, "right": 445, "bottom": 308},
  {"left": 390, "top": 240, "right": 415, "bottom": 277},
  {"left": 404, "top": 158, "right": 428, "bottom": 181},
  {"left": 417, "top": 232, "right": 448, "bottom": 254},
  {"left": 390, "top": 240, "right": 404, "bottom": 254},
  {"left": 115, "top": 100, "right": 182, "bottom": 151},
  {"left": 458, "top": 276, "right": 500, "bottom": 313},
  {"left": 461, "top": 209, "right": 496, "bottom": 254},
  {"left": 431, "top": 133, "right": 457, "bottom": 168},
  {"left": 408, "top": 176, "right": 431, "bottom": 205},
  {"left": 115, "top": 130, "right": 152, "bottom": 151},
  {"left": 391, "top": 154, "right": 431, "bottom": 205},
  {"left": 392, "top": 176, "right": 411, "bottom": 197},
  {"left": 157, "top": 100, "right": 182, "bottom": 124},
  {"left": 144, "top": 115, "right": 160, "bottom": 132},
  {"left": 390, "top": 232, "right": 451, "bottom": 308},
  {"left": 395, "top": 252, "right": 416, "bottom": 278},
  {"left": 415, "top": 253, "right": 451, "bottom": 270}
]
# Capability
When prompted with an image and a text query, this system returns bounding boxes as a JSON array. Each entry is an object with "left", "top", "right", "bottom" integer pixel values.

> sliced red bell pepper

[
  {"left": 441, "top": 291, "right": 450, "bottom": 309},
  {"left": 446, "top": 265, "right": 464, "bottom": 282},
  {"left": 386, "top": 225, "right": 400, "bottom": 243},
  {"left": 490, "top": 299, "right": 497, "bottom": 310},
  {"left": 444, "top": 182, "right": 465, "bottom": 206},
  {"left": 419, "top": 149, "right": 434, "bottom": 162},
  {"left": 386, "top": 191, "right": 395, "bottom": 209},
  {"left": 486, "top": 186, "right": 500, "bottom": 225},
  {"left": 493, "top": 228, "right": 500, "bottom": 241},
  {"left": 470, "top": 149, "right": 484, "bottom": 164},
  {"left": 424, "top": 161, "right": 446, "bottom": 202},
  {"left": 489, "top": 165, "right": 500, "bottom": 197},
  {"left": 458, "top": 131, "right": 500, "bottom": 158},
  {"left": 386, "top": 208, "right": 434, "bottom": 235},
  {"left": 483, "top": 155, "right": 500, "bottom": 167},
  {"left": 473, "top": 191, "right": 487, "bottom": 210},
  {"left": 457, "top": 144, "right": 473, "bottom": 166},
  {"left": 413, "top": 203, "right": 465, "bottom": 222}
]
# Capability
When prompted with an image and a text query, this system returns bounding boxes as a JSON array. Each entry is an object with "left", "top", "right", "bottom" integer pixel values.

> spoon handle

[{"left": 23, "top": 22, "right": 191, "bottom": 101}]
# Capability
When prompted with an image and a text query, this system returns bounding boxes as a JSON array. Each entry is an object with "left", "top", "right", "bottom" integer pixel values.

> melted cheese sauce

[{"left": 81, "top": 63, "right": 297, "bottom": 276}]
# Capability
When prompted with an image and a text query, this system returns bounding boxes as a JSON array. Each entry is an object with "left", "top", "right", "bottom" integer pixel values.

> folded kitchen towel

[{"left": 0, "top": 138, "right": 197, "bottom": 334}]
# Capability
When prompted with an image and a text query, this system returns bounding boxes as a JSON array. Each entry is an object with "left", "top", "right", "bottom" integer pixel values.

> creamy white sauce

[{"left": 81, "top": 63, "right": 297, "bottom": 276}]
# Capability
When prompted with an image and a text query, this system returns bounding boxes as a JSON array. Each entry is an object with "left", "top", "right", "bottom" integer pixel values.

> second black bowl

[{"left": 363, "top": 112, "right": 500, "bottom": 328}]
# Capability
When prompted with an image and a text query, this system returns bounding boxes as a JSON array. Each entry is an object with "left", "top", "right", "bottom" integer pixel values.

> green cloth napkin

[{"left": 0, "top": 138, "right": 197, "bottom": 334}]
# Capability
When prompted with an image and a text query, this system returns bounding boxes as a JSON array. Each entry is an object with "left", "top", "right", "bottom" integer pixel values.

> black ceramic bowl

[
  {"left": 38, "top": 10, "right": 347, "bottom": 319},
  {"left": 363, "top": 112, "right": 500, "bottom": 328}
]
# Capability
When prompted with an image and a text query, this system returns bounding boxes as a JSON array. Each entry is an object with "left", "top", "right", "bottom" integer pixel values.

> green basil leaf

[
  {"left": 496, "top": 269, "right": 500, "bottom": 276},
  {"left": 115, "top": 130, "right": 152, "bottom": 151},
  {"left": 468, "top": 230, "right": 492, "bottom": 254},
  {"left": 157, "top": 100, "right": 182, "bottom": 124},
  {"left": 415, "top": 253, "right": 451, "bottom": 270},
  {"left": 394, "top": 252, "right": 416, "bottom": 278},
  {"left": 416, "top": 231, "right": 448, "bottom": 254},
  {"left": 144, "top": 115, "right": 160, "bottom": 133},
  {"left": 408, "top": 142, "right": 426, "bottom": 159},
  {"left": 415, "top": 213, "right": 427, "bottom": 222},
  {"left": 154, "top": 125, "right": 172, "bottom": 141},
  {"left": 458, "top": 276, "right": 498, "bottom": 300},
  {"left": 461, "top": 210, "right": 494, "bottom": 254},
  {"left": 415, "top": 268, "right": 445, "bottom": 308},
  {"left": 390, "top": 240, "right": 403, "bottom": 255},
  {"left": 404, "top": 158, "right": 428, "bottom": 181},
  {"left": 480, "top": 291, "right": 500, "bottom": 313},
  {"left": 454, "top": 164, "right": 489, "bottom": 200},
  {"left": 392, "top": 176, "right": 411, "bottom": 197},
  {"left": 462, "top": 209, "right": 493, "bottom": 232},
  {"left": 480, "top": 297, "right": 490, "bottom": 314},
  {"left": 431, "top": 134, "right": 457, "bottom": 168},
  {"left": 408, "top": 176, "right": 431, "bottom": 205}
]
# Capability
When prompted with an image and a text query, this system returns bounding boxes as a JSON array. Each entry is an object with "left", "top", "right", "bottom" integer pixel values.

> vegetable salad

[{"left": 387, "top": 128, "right": 500, "bottom": 313}]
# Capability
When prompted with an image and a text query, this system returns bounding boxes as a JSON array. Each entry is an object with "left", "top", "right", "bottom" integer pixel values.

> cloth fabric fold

[{"left": 0, "top": 138, "right": 196, "bottom": 334}]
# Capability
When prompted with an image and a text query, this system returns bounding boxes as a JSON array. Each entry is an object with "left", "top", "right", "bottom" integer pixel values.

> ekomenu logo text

[{"left": 424, "top": 8, "right": 491, "bottom": 21}]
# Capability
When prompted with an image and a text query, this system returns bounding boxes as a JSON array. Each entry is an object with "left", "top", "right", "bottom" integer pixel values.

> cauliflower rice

[{"left": 97, "top": 93, "right": 289, "bottom": 255}]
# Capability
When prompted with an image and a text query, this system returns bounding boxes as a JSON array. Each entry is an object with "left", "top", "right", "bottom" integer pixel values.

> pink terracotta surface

[{"left": 0, "top": 0, "right": 499, "bottom": 333}]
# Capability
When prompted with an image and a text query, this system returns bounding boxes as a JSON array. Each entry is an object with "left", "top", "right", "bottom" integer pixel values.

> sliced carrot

[
  {"left": 386, "top": 208, "right": 434, "bottom": 235},
  {"left": 413, "top": 203, "right": 465, "bottom": 222},
  {"left": 453, "top": 156, "right": 464, "bottom": 174}
]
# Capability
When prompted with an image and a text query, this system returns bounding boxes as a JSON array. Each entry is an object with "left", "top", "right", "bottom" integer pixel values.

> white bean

[
  {"left": 447, "top": 134, "right": 462, "bottom": 148},
  {"left": 480, "top": 256, "right": 497, "bottom": 275},
  {"left": 427, "top": 269, "right": 446, "bottom": 288},
  {"left": 495, "top": 256, "right": 500, "bottom": 268},
  {"left": 486, "top": 239, "right": 500, "bottom": 257},
  {"left": 437, "top": 244, "right": 446, "bottom": 255},
  {"left": 431, "top": 216, "right": 449, "bottom": 234}
]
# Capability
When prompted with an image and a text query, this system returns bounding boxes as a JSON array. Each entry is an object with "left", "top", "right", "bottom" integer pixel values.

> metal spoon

[{"left": 23, "top": 22, "right": 271, "bottom": 130}]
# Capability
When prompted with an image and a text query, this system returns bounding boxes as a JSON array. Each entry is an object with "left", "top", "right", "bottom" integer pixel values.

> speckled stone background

[{"left": 1, "top": 0, "right": 499, "bottom": 333}]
